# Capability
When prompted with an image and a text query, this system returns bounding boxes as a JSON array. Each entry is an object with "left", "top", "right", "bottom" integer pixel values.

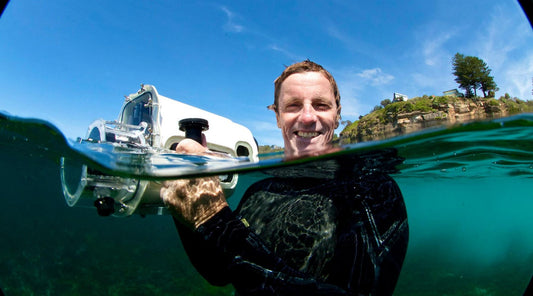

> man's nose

[{"left": 299, "top": 105, "right": 317, "bottom": 123}]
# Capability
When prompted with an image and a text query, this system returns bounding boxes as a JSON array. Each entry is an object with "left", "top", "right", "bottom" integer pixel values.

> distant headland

[{"left": 340, "top": 92, "right": 533, "bottom": 144}]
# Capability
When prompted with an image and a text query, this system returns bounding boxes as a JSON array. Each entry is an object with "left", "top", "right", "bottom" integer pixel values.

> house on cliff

[
  {"left": 443, "top": 89, "right": 464, "bottom": 97},
  {"left": 393, "top": 92, "right": 409, "bottom": 102}
]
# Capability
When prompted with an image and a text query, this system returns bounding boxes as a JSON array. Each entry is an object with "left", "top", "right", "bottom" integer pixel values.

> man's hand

[
  {"left": 161, "top": 176, "right": 228, "bottom": 229},
  {"left": 174, "top": 137, "right": 207, "bottom": 154},
  {"left": 160, "top": 137, "right": 228, "bottom": 229}
]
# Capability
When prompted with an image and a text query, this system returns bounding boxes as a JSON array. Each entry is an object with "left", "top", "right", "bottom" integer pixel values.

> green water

[{"left": 1, "top": 113, "right": 533, "bottom": 295}]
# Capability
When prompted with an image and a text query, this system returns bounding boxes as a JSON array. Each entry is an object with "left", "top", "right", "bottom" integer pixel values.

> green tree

[
  {"left": 452, "top": 53, "right": 497, "bottom": 98},
  {"left": 380, "top": 99, "right": 392, "bottom": 107},
  {"left": 479, "top": 71, "right": 499, "bottom": 97}
]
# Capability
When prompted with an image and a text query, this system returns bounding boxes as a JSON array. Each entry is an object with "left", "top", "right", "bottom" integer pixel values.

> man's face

[{"left": 276, "top": 72, "right": 339, "bottom": 157}]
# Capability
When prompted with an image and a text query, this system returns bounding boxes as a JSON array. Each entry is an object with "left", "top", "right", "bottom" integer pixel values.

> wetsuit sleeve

[{"left": 174, "top": 207, "right": 348, "bottom": 295}]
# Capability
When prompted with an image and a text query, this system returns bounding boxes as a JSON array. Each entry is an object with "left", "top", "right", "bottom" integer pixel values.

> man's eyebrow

[
  {"left": 281, "top": 97, "right": 302, "bottom": 105},
  {"left": 280, "top": 97, "right": 334, "bottom": 108},
  {"left": 312, "top": 97, "right": 335, "bottom": 105},
  {"left": 283, "top": 97, "right": 332, "bottom": 103}
]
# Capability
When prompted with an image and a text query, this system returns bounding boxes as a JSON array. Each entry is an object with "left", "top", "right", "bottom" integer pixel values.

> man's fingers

[{"left": 175, "top": 138, "right": 207, "bottom": 154}]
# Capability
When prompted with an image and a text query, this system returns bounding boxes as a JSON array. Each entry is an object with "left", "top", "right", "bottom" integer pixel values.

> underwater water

[{"left": 1, "top": 113, "right": 533, "bottom": 295}]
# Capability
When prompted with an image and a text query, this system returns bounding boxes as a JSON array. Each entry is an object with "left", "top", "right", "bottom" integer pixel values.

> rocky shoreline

[{"left": 340, "top": 95, "right": 533, "bottom": 144}]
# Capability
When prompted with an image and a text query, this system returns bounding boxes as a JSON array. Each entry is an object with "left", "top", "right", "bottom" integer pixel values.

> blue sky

[{"left": 1, "top": 1, "right": 532, "bottom": 146}]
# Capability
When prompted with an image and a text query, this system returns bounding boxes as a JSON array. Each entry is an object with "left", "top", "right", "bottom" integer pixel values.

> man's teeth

[{"left": 297, "top": 131, "right": 319, "bottom": 138}]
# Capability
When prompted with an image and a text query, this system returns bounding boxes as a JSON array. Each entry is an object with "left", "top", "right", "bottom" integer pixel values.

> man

[{"left": 161, "top": 60, "right": 408, "bottom": 295}]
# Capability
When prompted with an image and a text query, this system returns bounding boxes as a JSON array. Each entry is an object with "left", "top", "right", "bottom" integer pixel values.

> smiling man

[
  {"left": 270, "top": 61, "right": 341, "bottom": 157},
  {"left": 162, "top": 60, "right": 408, "bottom": 295}
]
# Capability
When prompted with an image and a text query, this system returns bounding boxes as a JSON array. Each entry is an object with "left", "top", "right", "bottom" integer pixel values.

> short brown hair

[{"left": 270, "top": 60, "right": 341, "bottom": 120}]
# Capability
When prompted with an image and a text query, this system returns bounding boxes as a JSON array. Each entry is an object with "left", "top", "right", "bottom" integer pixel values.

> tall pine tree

[{"left": 452, "top": 53, "right": 497, "bottom": 98}]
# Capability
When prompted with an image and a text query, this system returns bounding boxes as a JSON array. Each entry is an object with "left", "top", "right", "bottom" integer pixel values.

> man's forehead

[
  {"left": 280, "top": 73, "right": 333, "bottom": 98},
  {"left": 281, "top": 72, "right": 332, "bottom": 91},
  {"left": 283, "top": 71, "right": 328, "bottom": 83}
]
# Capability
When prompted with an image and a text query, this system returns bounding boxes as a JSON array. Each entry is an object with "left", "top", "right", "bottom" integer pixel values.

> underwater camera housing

[{"left": 60, "top": 85, "right": 259, "bottom": 217}]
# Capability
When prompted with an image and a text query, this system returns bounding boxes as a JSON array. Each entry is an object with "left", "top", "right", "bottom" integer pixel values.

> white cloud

[
  {"left": 325, "top": 23, "right": 380, "bottom": 60},
  {"left": 408, "top": 4, "right": 533, "bottom": 101},
  {"left": 422, "top": 32, "right": 454, "bottom": 67},
  {"left": 357, "top": 68, "right": 394, "bottom": 86},
  {"left": 476, "top": 5, "right": 525, "bottom": 69},
  {"left": 217, "top": 6, "right": 305, "bottom": 62},
  {"left": 333, "top": 68, "right": 394, "bottom": 121},
  {"left": 503, "top": 52, "right": 533, "bottom": 101},
  {"left": 474, "top": 4, "right": 533, "bottom": 100},
  {"left": 220, "top": 6, "right": 244, "bottom": 33},
  {"left": 268, "top": 44, "right": 304, "bottom": 61},
  {"left": 409, "top": 18, "right": 458, "bottom": 70},
  {"left": 326, "top": 25, "right": 354, "bottom": 48}
]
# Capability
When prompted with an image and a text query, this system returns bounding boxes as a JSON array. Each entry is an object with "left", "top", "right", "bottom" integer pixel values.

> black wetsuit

[{"left": 174, "top": 151, "right": 409, "bottom": 295}]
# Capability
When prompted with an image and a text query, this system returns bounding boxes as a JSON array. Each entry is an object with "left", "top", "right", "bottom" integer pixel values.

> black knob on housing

[{"left": 179, "top": 118, "right": 209, "bottom": 144}]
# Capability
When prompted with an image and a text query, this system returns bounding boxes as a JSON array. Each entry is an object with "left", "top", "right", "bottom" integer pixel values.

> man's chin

[{"left": 286, "top": 141, "right": 331, "bottom": 158}]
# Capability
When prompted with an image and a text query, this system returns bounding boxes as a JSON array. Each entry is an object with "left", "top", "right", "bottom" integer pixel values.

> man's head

[
  {"left": 270, "top": 60, "right": 341, "bottom": 117},
  {"left": 270, "top": 60, "right": 341, "bottom": 157}
]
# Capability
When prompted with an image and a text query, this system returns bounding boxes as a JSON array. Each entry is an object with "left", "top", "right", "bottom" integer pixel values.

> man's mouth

[{"left": 295, "top": 131, "right": 320, "bottom": 138}]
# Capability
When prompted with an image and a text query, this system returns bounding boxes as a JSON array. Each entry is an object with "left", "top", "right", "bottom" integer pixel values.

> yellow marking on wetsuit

[{"left": 240, "top": 218, "right": 250, "bottom": 227}]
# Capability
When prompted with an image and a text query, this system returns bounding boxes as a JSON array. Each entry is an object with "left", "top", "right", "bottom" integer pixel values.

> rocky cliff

[{"left": 340, "top": 95, "right": 533, "bottom": 144}]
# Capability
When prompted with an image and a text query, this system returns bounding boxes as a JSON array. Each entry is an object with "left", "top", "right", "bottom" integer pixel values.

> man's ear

[
  {"left": 276, "top": 112, "right": 281, "bottom": 128},
  {"left": 335, "top": 106, "right": 342, "bottom": 129}
]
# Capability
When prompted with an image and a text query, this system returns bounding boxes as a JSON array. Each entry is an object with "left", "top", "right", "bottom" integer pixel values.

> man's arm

[
  {"left": 160, "top": 139, "right": 346, "bottom": 294},
  {"left": 174, "top": 206, "right": 347, "bottom": 295}
]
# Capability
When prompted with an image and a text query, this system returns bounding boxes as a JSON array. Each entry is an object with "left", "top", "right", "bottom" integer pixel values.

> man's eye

[
  {"left": 315, "top": 104, "right": 331, "bottom": 111},
  {"left": 284, "top": 104, "right": 301, "bottom": 111}
]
